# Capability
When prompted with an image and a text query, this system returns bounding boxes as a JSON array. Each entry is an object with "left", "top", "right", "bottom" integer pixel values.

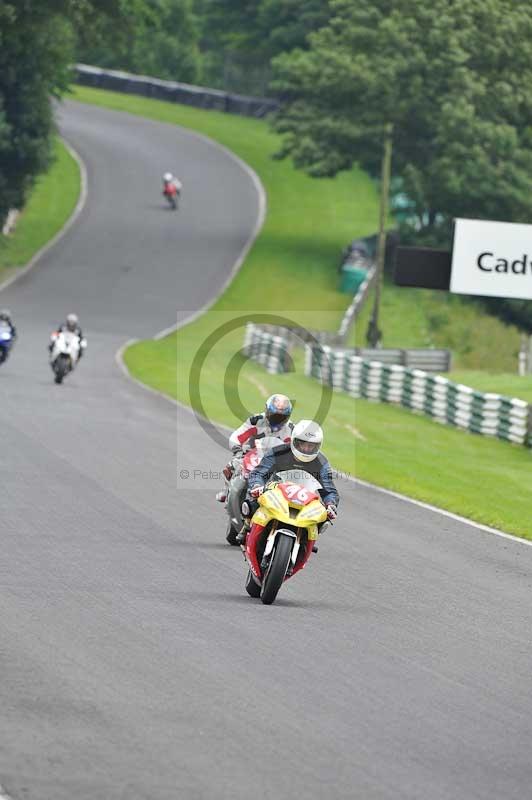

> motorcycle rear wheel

[
  {"left": 260, "top": 533, "right": 293, "bottom": 605},
  {"left": 226, "top": 523, "right": 240, "bottom": 546}
]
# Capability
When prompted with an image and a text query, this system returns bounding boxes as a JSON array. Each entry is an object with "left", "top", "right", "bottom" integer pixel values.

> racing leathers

[
  {"left": 229, "top": 413, "right": 293, "bottom": 455},
  {"left": 163, "top": 176, "right": 182, "bottom": 196},
  {"left": 215, "top": 414, "right": 293, "bottom": 503},
  {"left": 247, "top": 443, "right": 339, "bottom": 511}
]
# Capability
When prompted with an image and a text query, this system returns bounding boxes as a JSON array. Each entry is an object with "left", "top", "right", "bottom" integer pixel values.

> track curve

[{"left": 1, "top": 99, "right": 532, "bottom": 800}]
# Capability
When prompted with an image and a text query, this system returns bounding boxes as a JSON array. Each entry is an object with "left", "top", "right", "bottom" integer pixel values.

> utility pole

[{"left": 366, "top": 122, "right": 393, "bottom": 347}]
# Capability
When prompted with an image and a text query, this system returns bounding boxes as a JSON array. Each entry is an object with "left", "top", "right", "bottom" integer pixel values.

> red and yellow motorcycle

[{"left": 243, "top": 472, "right": 329, "bottom": 605}]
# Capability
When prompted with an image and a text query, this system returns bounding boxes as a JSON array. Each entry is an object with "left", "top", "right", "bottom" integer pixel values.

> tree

[
  {"left": 77, "top": 0, "right": 201, "bottom": 84},
  {"left": 0, "top": 2, "right": 71, "bottom": 226},
  {"left": 272, "top": 0, "right": 532, "bottom": 248},
  {"left": 0, "top": 0, "right": 141, "bottom": 228},
  {"left": 198, "top": 0, "right": 330, "bottom": 94}
]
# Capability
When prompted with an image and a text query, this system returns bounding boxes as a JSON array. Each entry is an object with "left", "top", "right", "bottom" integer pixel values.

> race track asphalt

[{"left": 1, "top": 99, "right": 532, "bottom": 800}]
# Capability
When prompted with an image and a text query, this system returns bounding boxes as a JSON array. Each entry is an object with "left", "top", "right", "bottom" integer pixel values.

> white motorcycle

[{"left": 49, "top": 330, "right": 85, "bottom": 384}]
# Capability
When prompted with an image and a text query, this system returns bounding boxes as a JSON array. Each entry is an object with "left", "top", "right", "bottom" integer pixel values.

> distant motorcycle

[
  {"left": 242, "top": 470, "right": 330, "bottom": 605},
  {"left": 224, "top": 436, "right": 284, "bottom": 546},
  {"left": 0, "top": 326, "right": 15, "bottom": 365},
  {"left": 49, "top": 330, "right": 84, "bottom": 384},
  {"left": 163, "top": 182, "right": 180, "bottom": 210}
]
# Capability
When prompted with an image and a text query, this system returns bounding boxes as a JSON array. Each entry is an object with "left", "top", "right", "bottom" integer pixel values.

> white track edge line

[
  {"left": 111, "top": 113, "right": 530, "bottom": 550},
  {"left": 346, "top": 476, "right": 532, "bottom": 546},
  {"left": 0, "top": 138, "right": 88, "bottom": 294}
]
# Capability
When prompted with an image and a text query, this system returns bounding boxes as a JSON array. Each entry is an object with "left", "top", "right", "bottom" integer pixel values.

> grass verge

[
  {"left": 73, "top": 86, "right": 531, "bottom": 539},
  {"left": 127, "top": 328, "right": 531, "bottom": 539},
  {"left": 0, "top": 138, "right": 80, "bottom": 279}
]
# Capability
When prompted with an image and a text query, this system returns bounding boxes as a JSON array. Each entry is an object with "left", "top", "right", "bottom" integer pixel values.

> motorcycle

[
  {"left": 242, "top": 470, "right": 330, "bottom": 605},
  {"left": 163, "top": 182, "right": 179, "bottom": 210},
  {"left": 0, "top": 326, "right": 14, "bottom": 365},
  {"left": 49, "top": 330, "right": 84, "bottom": 384},
  {"left": 224, "top": 436, "right": 284, "bottom": 546}
]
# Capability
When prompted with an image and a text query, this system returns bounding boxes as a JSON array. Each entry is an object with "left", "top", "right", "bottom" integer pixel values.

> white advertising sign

[{"left": 450, "top": 218, "right": 532, "bottom": 300}]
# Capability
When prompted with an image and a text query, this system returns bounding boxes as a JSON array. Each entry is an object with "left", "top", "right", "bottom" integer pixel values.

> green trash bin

[{"left": 339, "top": 264, "right": 368, "bottom": 294}]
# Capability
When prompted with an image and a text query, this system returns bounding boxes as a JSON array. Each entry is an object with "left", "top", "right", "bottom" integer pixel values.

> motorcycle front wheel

[
  {"left": 260, "top": 533, "right": 293, "bottom": 605},
  {"left": 53, "top": 354, "right": 70, "bottom": 384}
]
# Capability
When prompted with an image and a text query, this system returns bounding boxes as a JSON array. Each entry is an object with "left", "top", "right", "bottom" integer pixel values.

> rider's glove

[
  {"left": 231, "top": 446, "right": 243, "bottom": 457},
  {"left": 326, "top": 504, "right": 338, "bottom": 521},
  {"left": 250, "top": 485, "right": 264, "bottom": 499}
]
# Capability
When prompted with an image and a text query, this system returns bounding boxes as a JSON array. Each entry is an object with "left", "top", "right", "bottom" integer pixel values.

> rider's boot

[{"left": 235, "top": 519, "right": 250, "bottom": 546}]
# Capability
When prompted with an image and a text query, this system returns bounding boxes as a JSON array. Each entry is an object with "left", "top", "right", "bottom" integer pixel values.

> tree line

[{"left": 1, "top": 0, "right": 532, "bottom": 328}]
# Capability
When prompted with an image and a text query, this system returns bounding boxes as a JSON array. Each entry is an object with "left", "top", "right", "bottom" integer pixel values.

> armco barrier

[
  {"left": 243, "top": 322, "right": 343, "bottom": 374},
  {"left": 75, "top": 64, "right": 279, "bottom": 118},
  {"left": 243, "top": 323, "right": 292, "bottom": 373},
  {"left": 306, "top": 345, "right": 531, "bottom": 448},
  {"left": 355, "top": 347, "right": 451, "bottom": 372},
  {"left": 243, "top": 324, "right": 451, "bottom": 375}
]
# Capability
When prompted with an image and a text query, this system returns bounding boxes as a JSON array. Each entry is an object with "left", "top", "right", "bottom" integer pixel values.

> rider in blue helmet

[{"left": 216, "top": 394, "right": 294, "bottom": 503}]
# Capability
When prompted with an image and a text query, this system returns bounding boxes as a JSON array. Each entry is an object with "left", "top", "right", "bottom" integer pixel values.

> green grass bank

[
  {"left": 0, "top": 137, "right": 80, "bottom": 280},
  {"left": 72, "top": 86, "right": 531, "bottom": 539}
]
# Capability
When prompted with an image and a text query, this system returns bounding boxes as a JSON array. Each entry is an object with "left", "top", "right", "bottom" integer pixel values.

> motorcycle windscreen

[{"left": 273, "top": 470, "right": 323, "bottom": 491}]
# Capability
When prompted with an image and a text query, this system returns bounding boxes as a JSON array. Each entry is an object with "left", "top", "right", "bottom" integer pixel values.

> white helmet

[
  {"left": 66, "top": 313, "right": 79, "bottom": 332},
  {"left": 291, "top": 419, "right": 323, "bottom": 463},
  {"left": 164, "top": 172, "right": 173, "bottom": 181}
]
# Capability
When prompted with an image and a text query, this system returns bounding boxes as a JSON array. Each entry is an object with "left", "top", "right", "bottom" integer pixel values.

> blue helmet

[{"left": 265, "top": 394, "right": 293, "bottom": 431}]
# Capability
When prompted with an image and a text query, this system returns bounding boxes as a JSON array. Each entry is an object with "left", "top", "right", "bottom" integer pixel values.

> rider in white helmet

[
  {"left": 49, "top": 313, "right": 87, "bottom": 358},
  {"left": 162, "top": 172, "right": 182, "bottom": 194},
  {"left": 247, "top": 419, "right": 339, "bottom": 519}
]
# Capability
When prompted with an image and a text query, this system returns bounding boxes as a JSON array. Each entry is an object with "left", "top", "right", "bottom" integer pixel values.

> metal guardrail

[
  {"left": 243, "top": 328, "right": 531, "bottom": 448},
  {"left": 75, "top": 64, "right": 279, "bottom": 118},
  {"left": 354, "top": 347, "right": 451, "bottom": 372},
  {"left": 306, "top": 345, "right": 531, "bottom": 448},
  {"left": 243, "top": 324, "right": 451, "bottom": 373},
  {"left": 246, "top": 323, "right": 337, "bottom": 347}
]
